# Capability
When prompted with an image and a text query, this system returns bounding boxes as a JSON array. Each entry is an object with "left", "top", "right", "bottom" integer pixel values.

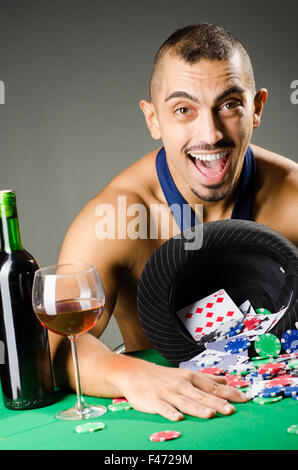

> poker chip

[
  {"left": 108, "top": 402, "right": 132, "bottom": 411},
  {"left": 75, "top": 422, "right": 106, "bottom": 434},
  {"left": 251, "top": 355, "right": 273, "bottom": 361},
  {"left": 288, "top": 360, "right": 298, "bottom": 370},
  {"left": 243, "top": 317, "right": 261, "bottom": 331},
  {"left": 283, "top": 386, "right": 298, "bottom": 397},
  {"left": 225, "top": 336, "right": 250, "bottom": 354},
  {"left": 112, "top": 397, "right": 128, "bottom": 404},
  {"left": 251, "top": 358, "right": 275, "bottom": 367},
  {"left": 149, "top": 430, "right": 181, "bottom": 442},
  {"left": 246, "top": 373, "right": 274, "bottom": 383},
  {"left": 254, "top": 334, "right": 281, "bottom": 356},
  {"left": 226, "top": 322, "right": 245, "bottom": 338},
  {"left": 258, "top": 363, "right": 286, "bottom": 375},
  {"left": 258, "top": 386, "right": 286, "bottom": 398},
  {"left": 255, "top": 308, "right": 272, "bottom": 315},
  {"left": 225, "top": 375, "right": 250, "bottom": 388},
  {"left": 195, "top": 351, "right": 223, "bottom": 367},
  {"left": 281, "top": 330, "right": 298, "bottom": 354},
  {"left": 227, "top": 363, "right": 255, "bottom": 375},
  {"left": 287, "top": 424, "right": 298, "bottom": 435},
  {"left": 253, "top": 395, "right": 283, "bottom": 405},
  {"left": 265, "top": 377, "right": 294, "bottom": 387},
  {"left": 200, "top": 367, "right": 224, "bottom": 375},
  {"left": 215, "top": 319, "right": 241, "bottom": 338},
  {"left": 291, "top": 396, "right": 298, "bottom": 401}
]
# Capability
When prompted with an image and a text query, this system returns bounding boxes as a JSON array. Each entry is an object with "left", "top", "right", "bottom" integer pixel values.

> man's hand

[{"left": 111, "top": 355, "right": 249, "bottom": 421}]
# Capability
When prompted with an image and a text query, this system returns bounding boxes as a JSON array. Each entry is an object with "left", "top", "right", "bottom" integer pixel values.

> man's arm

[{"left": 51, "top": 191, "right": 248, "bottom": 420}]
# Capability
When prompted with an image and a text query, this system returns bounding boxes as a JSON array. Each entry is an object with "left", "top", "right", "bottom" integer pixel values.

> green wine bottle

[{"left": 0, "top": 190, "right": 55, "bottom": 409}]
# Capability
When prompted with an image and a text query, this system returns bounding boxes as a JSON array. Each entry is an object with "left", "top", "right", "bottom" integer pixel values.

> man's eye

[
  {"left": 176, "top": 107, "right": 190, "bottom": 115},
  {"left": 221, "top": 101, "right": 241, "bottom": 110}
]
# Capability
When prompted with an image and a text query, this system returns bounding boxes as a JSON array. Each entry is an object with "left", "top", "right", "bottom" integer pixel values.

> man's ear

[
  {"left": 253, "top": 88, "right": 268, "bottom": 128},
  {"left": 139, "top": 100, "right": 161, "bottom": 140}
]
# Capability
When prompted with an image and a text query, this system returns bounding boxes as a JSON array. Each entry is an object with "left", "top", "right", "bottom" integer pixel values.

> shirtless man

[{"left": 51, "top": 23, "right": 298, "bottom": 421}]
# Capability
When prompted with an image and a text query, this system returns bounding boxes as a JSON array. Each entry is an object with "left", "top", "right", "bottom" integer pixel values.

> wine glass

[{"left": 32, "top": 262, "right": 107, "bottom": 420}]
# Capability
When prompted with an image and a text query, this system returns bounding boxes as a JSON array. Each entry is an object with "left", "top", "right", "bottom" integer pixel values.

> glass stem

[{"left": 69, "top": 335, "right": 87, "bottom": 411}]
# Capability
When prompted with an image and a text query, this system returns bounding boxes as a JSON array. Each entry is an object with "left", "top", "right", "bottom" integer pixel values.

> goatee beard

[{"left": 190, "top": 183, "right": 234, "bottom": 203}]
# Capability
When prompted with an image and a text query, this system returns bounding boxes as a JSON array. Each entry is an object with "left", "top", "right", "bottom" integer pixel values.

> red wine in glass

[{"left": 35, "top": 298, "right": 104, "bottom": 336}]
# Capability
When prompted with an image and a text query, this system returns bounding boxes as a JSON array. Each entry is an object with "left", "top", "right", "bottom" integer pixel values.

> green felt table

[{"left": 0, "top": 348, "right": 297, "bottom": 451}]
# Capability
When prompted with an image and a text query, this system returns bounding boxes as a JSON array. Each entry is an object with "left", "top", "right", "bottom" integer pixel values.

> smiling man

[{"left": 52, "top": 23, "right": 298, "bottom": 422}]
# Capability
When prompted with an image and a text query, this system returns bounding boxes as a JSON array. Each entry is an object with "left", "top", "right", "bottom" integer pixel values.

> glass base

[{"left": 56, "top": 404, "right": 107, "bottom": 420}]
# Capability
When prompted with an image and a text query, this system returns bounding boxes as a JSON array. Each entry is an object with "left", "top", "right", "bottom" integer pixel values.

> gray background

[{"left": 0, "top": 0, "right": 297, "bottom": 348}]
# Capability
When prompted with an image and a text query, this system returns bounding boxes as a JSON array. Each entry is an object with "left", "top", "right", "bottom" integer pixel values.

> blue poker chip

[
  {"left": 281, "top": 330, "right": 298, "bottom": 354},
  {"left": 226, "top": 322, "right": 245, "bottom": 338},
  {"left": 258, "top": 386, "right": 286, "bottom": 398},
  {"left": 291, "top": 395, "right": 298, "bottom": 401},
  {"left": 283, "top": 385, "right": 298, "bottom": 397},
  {"left": 224, "top": 336, "right": 251, "bottom": 354},
  {"left": 246, "top": 373, "right": 274, "bottom": 383}
]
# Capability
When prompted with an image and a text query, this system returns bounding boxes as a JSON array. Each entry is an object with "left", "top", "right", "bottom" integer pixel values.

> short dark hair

[{"left": 150, "top": 23, "right": 255, "bottom": 102}]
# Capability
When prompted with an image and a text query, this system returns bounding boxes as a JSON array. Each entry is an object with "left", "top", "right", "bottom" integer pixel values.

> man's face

[{"left": 147, "top": 52, "right": 259, "bottom": 202}]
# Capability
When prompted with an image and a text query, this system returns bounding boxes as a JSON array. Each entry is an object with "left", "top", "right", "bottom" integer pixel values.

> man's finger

[
  {"left": 190, "top": 372, "right": 248, "bottom": 403},
  {"left": 164, "top": 389, "right": 235, "bottom": 418},
  {"left": 200, "top": 373, "right": 228, "bottom": 384}
]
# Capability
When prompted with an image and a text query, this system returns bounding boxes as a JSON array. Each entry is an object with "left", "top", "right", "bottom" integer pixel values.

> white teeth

[{"left": 190, "top": 150, "right": 229, "bottom": 161}]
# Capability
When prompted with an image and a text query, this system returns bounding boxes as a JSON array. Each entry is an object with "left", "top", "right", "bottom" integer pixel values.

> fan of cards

[{"left": 176, "top": 288, "right": 289, "bottom": 344}]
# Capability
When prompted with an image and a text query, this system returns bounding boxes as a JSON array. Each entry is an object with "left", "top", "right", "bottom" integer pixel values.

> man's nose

[{"left": 194, "top": 110, "right": 224, "bottom": 146}]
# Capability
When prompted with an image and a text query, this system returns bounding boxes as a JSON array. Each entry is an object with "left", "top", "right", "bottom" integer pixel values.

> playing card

[
  {"left": 238, "top": 300, "right": 256, "bottom": 317},
  {"left": 176, "top": 289, "right": 244, "bottom": 341},
  {"left": 267, "top": 293, "right": 293, "bottom": 332}
]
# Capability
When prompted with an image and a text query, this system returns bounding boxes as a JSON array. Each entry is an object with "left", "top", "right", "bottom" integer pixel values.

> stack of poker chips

[{"left": 180, "top": 323, "right": 298, "bottom": 405}]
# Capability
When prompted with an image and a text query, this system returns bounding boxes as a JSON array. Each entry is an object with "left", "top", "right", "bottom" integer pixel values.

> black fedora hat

[{"left": 137, "top": 219, "right": 298, "bottom": 365}]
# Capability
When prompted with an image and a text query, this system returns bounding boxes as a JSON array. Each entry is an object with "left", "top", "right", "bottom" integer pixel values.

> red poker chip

[
  {"left": 225, "top": 374, "right": 242, "bottom": 382},
  {"left": 229, "top": 379, "right": 250, "bottom": 389},
  {"left": 265, "top": 377, "right": 294, "bottom": 387},
  {"left": 149, "top": 430, "right": 181, "bottom": 442},
  {"left": 258, "top": 363, "right": 286, "bottom": 374},
  {"left": 200, "top": 367, "right": 224, "bottom": 375},
  {"left": 225, "top": 375, "right": 249, "bottom": 388},
  {"left": 243, "top": 317, "right": 261, "bottom": 331},
  {"left": 112, "top": 397, "right": 128, "bottom": 404}
]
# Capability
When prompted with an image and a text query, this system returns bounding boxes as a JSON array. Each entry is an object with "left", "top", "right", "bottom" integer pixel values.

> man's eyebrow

[
  {"left": 164, "top": 86, "right": 245, "bottom": 104},
  {"left": 164, "top": 91, "right": 199, "bottom": 103},
  {"left": 215, "top": 85, "right": 245, "bottom": 103}
]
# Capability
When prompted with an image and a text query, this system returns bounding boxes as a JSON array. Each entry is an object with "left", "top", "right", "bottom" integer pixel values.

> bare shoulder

[
  {"left": 251, "top": 143, "right": 298, "bottom": 175},
  {"left": 59, "top": 148, "right": 161, "bottom": 269},
  {"left": 251, "top": 144, "right": 298, "bottom": 246},
  {"left": 98, "top": 147, "right": 161, "bottom": 204}
]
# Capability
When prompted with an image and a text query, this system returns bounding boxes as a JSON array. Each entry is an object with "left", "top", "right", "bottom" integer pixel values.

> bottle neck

[{"left": 0, "top": 192, "right": 23, "bottom": 252}]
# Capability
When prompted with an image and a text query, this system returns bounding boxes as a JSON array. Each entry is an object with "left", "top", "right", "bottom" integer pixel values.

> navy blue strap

[
  {"left": 156, "top": 146, "right": 256, "bottom": 231},
  {"left": 231, "top": 146, "right": 256, "bottom": 220}
]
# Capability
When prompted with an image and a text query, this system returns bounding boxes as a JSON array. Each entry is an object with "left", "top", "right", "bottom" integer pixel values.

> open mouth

[{"left": 188, "top": 149, "right": 232, "bottom": 179}]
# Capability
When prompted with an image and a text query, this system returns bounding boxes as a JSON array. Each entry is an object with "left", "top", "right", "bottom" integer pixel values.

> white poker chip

[
  {"left": 75, "top": 422, "right": 106, "bottom": 434},
  {"left": 195, "top": 351, "right": 223, "bottom": 367},
  {"left": 227, "top": 363, "right": 255, "bottom": 374}
]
